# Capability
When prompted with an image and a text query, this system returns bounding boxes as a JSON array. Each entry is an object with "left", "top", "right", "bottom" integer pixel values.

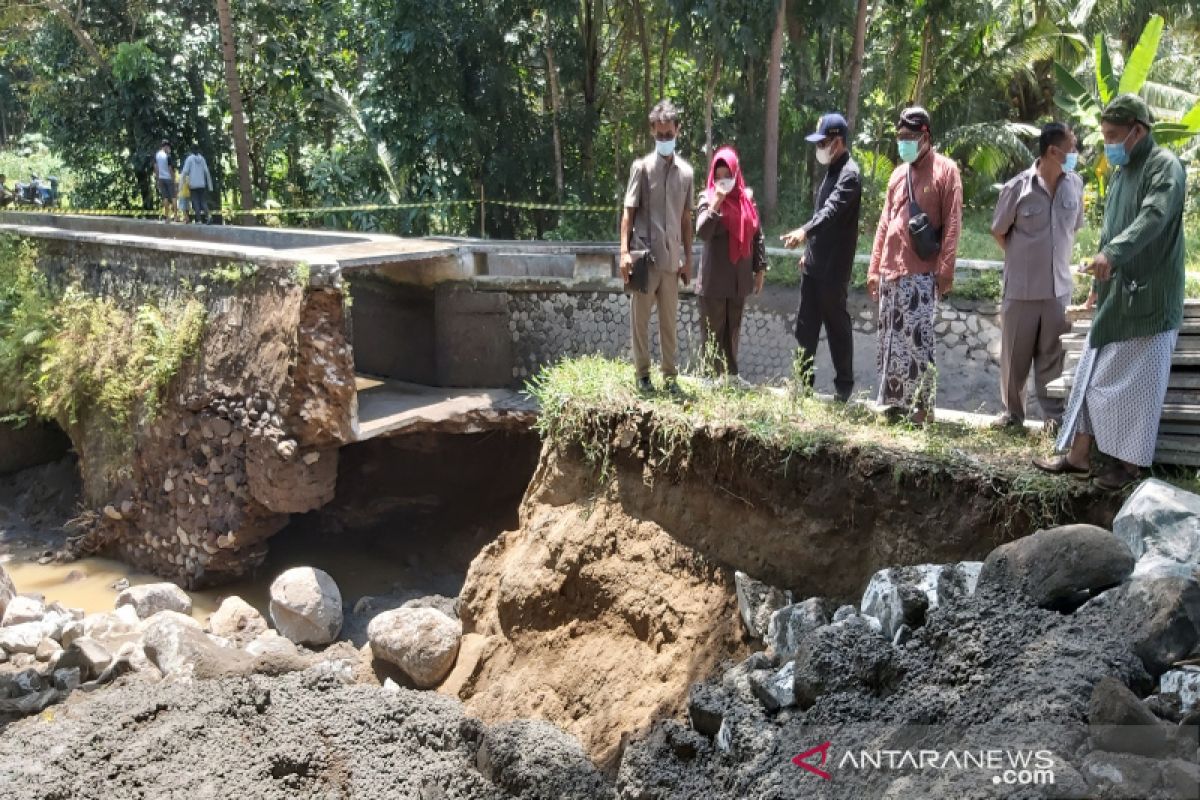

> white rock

[
  {"left": 949, "top": 320, "right": 967, "bottom": 335},
  {"left": 56, "top": 637, "right": 113, "bottom": 679},
  {"left": 116, "top": 582, "right": 193, "bottom": 619},
  {"left": 861, "top": 562, "right": 982, "bottom": 639},
  {"left": 269, "top": 567, "right": 343, "bottom": 645},
  {"left": 0, "top": 563, "right": 15, "bottom": 620},
  {"left": 0, "top": 612, "right": 70, "bottom": 654},
  {"left": 750, "top": 661, "right": 796, "bottom": 712},
  {"left": 734, "top": 571, "right": 792, "bottom": 641},
  {"left": 35, "top": 637, "right": 62, "bottom": 661},
  {"left": 207, "top": 596, "right": 268, "bottom": 645},
  {"left": 1113, "top": 479, "right": 1200, "bottom": 567},
  {"left": 382, "top": 677, "right": 401, "bottom": 694},
  {"left": 1160, "top": 666, "right": 1200, "bottom": 712},
  {"left": 367, "top": 607, "right": 461, "bottom": 688},
  {"left": 141, "top": 609, "right": 232, "bottom": 677},
  {"left": 766, "top": 598, "right": 829, "bottom": 661},
  {"left": 244, "top": 629, "right": 300, "bottom": 660},
  {"left": 2, "top": 595, "right": 45, "bottom": 627}
]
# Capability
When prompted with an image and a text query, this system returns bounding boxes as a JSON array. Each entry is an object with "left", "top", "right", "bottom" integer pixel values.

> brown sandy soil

[{"left": 454, "top": 445, "right": 746, "bottom": 769}]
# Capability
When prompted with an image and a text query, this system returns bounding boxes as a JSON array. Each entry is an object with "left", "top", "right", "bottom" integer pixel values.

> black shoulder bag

[
  {"left": 906, "top": 166, "right": 942, "bottom": 261},
  {"left": 627, "top": 160, "right": 654, "bottom": 293}
]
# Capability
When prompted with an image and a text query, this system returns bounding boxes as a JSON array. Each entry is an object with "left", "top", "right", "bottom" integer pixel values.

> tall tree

[
  {"left": 846, "top": 0, "right": 870, "bottom": 136},
  {"left": 763, "top": 0, "right": 786, "bottom": 222},
  {"left": 216, "top": 0, "right": 254, "bottom": 223}
]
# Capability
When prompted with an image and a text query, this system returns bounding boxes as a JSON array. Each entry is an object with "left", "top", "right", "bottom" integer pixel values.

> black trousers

[{"left": 795, "top": 270, "right": 854, "bottom": 397}]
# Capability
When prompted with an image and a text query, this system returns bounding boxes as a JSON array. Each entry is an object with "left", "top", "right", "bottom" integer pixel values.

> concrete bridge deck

[{"left": 353, "top": 375, "right": 537, "bottom": 440}]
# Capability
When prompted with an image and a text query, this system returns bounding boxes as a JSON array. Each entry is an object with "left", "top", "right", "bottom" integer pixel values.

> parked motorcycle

[{"left": 13, "top": 174, "right": 59, "bottom": 207}]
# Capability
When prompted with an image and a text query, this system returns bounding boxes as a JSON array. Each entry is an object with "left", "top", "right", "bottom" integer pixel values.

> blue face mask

[
  {"left": 1063, "top": 151, "right": 1079, "bottom": 173},
  {"left": 1104, "top": 130, "right": 1134, "bottom": 167},
  {"left": 656, "top": 138, "right": 677, "bottom": 158},
  {"left": 897, "top": 139, "right": 921, "bottom": 163}
]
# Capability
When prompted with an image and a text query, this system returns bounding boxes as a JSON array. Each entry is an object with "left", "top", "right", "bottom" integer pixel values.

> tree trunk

[
  {"left": 703, "top": 51, "right": 722, "bottom": 159},
  {"left": 577, "top": 0, "right": 604, "bottom": 199},
  {"left": 846, "top": 0, "right": 869, "bottom": 136},
  {"left": 216, "top": 0, "right": 255, "bottom": 224},
  {"left": 630, "top": 0, "right": 651, "bottom": 118},
  {"left": 544, "top": 18, "right": 565, "bottom": 200},
  {"left": 763, "top": 0, "right": 786, "bottom": 223},
  {"left": 657, "top": 14, "right": 672, "bottom": 98},
  {"left": 44, "top": 0, "right": 105, "bottom": 69},
  {"left": 912, "top": 14, "right": 933, "bottom": 106}
]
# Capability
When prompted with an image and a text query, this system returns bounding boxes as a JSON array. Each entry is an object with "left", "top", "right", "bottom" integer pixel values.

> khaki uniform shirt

[
  {"left": 624, "top": 153, "right": 694, "bottom": 271},
  {"left": 991, "top": 162, "right": 1085, "bottom": 301}
]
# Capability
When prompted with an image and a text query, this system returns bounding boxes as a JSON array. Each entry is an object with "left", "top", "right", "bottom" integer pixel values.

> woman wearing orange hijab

[{"left": 695, "top": 146, "right": 767, "bottom": 382}]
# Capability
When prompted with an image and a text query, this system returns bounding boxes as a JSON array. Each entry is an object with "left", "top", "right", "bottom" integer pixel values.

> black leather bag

[
  {"left": 627, "top": 161, "right": 654, "bottom": 293},
  {"left": 906, "top": 166, "right": 942, "bottom": 261}
]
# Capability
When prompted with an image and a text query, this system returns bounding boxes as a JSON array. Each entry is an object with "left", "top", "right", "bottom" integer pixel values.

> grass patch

[
  {"left": 526, "top": 354, "right": 1102, "bottom": 531},
  {"left": 0, "top": 234, "right": 207, "bottom": 480}
]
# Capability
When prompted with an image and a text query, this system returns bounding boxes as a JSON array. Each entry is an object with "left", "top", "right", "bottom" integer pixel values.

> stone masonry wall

[
  {"left": 26, "top": 238, "right": 356, "bottom": 587},
  {"left": 496, "top": 280, "right": 1007, "bottom": 413}
]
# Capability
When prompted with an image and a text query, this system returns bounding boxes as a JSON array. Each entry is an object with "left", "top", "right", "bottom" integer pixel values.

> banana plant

[{"left": 1054, "top": 14, "right": 1200, "bottom": 196}]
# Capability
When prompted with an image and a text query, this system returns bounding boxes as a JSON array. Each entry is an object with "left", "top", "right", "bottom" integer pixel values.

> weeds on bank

[
  {"left": 525, "top": 354, "right": 1095, "bottom": 531},
  {"left": 0, "top": 234, "right": 207, "bottom": 478}
]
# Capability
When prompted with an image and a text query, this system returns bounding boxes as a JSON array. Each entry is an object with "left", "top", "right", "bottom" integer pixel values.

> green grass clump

[{"left": 0, "top": 234, "right": 207, "bottom": 444}]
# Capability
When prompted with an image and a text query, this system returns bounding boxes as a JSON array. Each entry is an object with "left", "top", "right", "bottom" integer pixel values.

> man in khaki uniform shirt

[
  {"left": 620, "top": 99, "right": 695, "bottom": 393},
  {"left": 991, "top": 122, "right": 1085, "bottom": 431}
]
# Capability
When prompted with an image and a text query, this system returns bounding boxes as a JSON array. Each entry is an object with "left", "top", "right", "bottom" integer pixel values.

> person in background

[
  {"left": 867, "top": 106, "right": 963, "bottom": 424},
  {"left": 990, "top": 123, "right": 1085, "bottom": 435},
  {"left": 180, "top": 145, "right": 214, "bottom": 224},
  {"left": 0, "top": 174, "right": 12, "bottom": 208},
  {"left": 620, "top": 99, "right": 695, "bottom": 394},
  {"left": 1034, "top": 94, "right": 1187, "bottom": 490},
  {"left": 153, "top": 140, "right": 177, "bottom": 222},
  {"left": 175, "top": 165, "right": 192, "bottom": 223},
  {"left": 783, "top": 112, "right": 862, "bottom": 402},
  {"left": 695, "top": 145, "right": 767, "bottom": 385}
]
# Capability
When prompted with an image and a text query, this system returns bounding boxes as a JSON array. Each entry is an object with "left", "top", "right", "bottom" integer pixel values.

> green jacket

[{"left": 1090, "top": 134, "right": 1187, "bottom": 349}]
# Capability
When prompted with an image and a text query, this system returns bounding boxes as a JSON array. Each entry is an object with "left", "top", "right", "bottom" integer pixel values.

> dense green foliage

[
  {"left": 0, "top": 1, "right": 1197, "bottom": 240},
  {"left": 0, "top": 235, "right": 206, "bottom": 433}
]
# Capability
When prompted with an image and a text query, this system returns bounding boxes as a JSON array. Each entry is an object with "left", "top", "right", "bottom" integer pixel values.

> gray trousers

[
  {"left": 630, "top": 267, "right": 679, "bottom": 379},
  {"left": 1000, "top": 294, "right": 1070, "bottom": 421}
]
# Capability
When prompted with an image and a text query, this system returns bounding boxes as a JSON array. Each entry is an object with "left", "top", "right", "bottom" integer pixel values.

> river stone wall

[
  {"left": 19, "top": 237, "right": 356, "bottom": 587},
  {"left": 479, "top": 279, "right": 1006, "bottom": 413}
]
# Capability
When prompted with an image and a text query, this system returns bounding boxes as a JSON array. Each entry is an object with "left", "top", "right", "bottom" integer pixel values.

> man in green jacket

[{"left": 1034, "top": 94, "right": 1187, "bottom": 490}]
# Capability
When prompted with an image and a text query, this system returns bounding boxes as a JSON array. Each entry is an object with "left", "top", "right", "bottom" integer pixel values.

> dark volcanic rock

[{"left": 978, "top": 524, "right": 1135, "bottom": 607}]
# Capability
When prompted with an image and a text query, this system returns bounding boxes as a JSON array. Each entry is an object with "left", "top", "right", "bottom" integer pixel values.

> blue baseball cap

[{"left": 806, "top": 113, "right": 849, "bottom": 143}]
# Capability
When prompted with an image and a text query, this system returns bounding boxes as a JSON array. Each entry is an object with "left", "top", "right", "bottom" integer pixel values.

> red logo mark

[{"left": 792, "top": 741, "right": 833, "bottom": 780}]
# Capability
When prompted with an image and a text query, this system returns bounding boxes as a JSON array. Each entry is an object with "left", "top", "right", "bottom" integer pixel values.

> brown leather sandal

[
  {"left": 1032, "top": 455, "right": 1091, "bottom": 476},
  {"left": 1093, "top": 465, "right": 1139, "bottom": 492}
]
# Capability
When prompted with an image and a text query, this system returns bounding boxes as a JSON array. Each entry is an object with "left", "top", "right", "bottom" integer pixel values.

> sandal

[
  {"left": 1093, "top": 465, "right": 1140, "bottom": 492},
  {"left": 1032, "top": 455, "right": 1090, "bottom": 476}
]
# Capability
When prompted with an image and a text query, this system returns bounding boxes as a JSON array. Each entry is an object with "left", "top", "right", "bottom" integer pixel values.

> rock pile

[{"left": 617, "top": 478, "right": 1200, "bottom": 799}]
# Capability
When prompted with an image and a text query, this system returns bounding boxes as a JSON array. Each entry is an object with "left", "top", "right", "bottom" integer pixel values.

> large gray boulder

[
  {"left": 0, "top": 563, "right": 14, "bottom": 620},
  {"left": 367, "top": 607, "right": 461, "bottom": 688},
  {"left": 1113, "top": 479, "right": 1200, "bottom": 566},
  {"left": 979, "top": 524, "right": 1134, "bottom": 607},
  {"left": 116, "top": 582, "right": 193, "bottom": 619},
  {"left": 792, "top": 620, "right": 894, "bottom": 710},
  {"left": 1116, "top": 558, "right": 1200, "bottom": 677},
  {"left": 734, "top": 571, "right": 791, "bottom": 641},
  {"left": 860, "top": 562, "right": 982, "bottom": 639},
  {"left": 766, "top": 598, "right": 830, "bottom": 661},
  {"left": 269, "top": 567, "right": 342, "bottom": 645}
]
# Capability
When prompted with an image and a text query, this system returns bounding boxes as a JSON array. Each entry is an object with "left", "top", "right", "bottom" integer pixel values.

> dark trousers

[
  {"left": 795, "top": 270, "right": 854, "bottom": 397},
  {"left": 698, "top": 295, "right": 745, "bottom": 376},
  {"left": 190, "top": 188, "right": 209, "bottom": 223}
]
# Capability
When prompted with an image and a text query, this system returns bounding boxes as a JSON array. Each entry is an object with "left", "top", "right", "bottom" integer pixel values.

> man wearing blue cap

[{"left": 783, "top": 112, "right": 862, "bottom": 401}]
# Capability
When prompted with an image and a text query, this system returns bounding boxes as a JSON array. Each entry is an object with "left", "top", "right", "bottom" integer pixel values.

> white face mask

[
  {"left": 715, "top": 178, "right": 735, "bottom": 194},
  {"left": 815, "top": 144, "right": 833, "bottom": 165}
]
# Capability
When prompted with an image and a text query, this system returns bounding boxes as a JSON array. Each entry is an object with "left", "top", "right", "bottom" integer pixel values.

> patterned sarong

[
  {"left": 1056, "top": 329, "right": 1177, "bottom": 466},
  {"left": 876, "top": 273, "right": 937, "bottom": 410}
]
